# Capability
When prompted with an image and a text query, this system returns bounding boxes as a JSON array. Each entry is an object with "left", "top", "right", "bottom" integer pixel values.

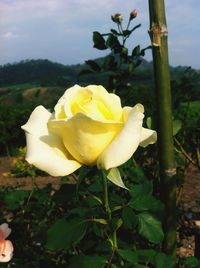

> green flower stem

[
  {"left": 102, "top": 171, "right": 118, "bottom": 249},
  {"left": 102, "top": 172, "right": 112, "bottom": 221},
  {"left": 112, "top": 230, "right": 118, "bottom": 249}
]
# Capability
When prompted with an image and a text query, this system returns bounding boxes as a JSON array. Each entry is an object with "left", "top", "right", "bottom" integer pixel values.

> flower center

[{"left": 71, "top": 89, "right": 113, "bottom": 121}]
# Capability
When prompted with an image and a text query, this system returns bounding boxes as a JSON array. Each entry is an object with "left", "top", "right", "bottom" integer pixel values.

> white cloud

[{"left": 1, "top": 31, "right": 19, "bottom": 39}]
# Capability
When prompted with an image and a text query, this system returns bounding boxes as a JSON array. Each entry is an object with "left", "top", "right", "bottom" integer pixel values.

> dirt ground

[
  {"left": 0, "top": 157, "right": 64, "bottom": 189},
  {"left": 0, "top": 156, "right": 200, "bottom": 258}
]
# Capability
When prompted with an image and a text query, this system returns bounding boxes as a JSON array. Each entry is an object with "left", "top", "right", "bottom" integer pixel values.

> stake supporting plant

[{"left": 148, "top": 0, "right": 176, "bottom": 257}]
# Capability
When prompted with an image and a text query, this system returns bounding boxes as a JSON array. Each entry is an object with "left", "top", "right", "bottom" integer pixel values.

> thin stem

[
  {"left": 102, "top": 172, "right": 112, "bottom": 221},
  {"left": 113, "top": 231, "right": 118, "bottom": 249},
  {"left": 123, "top": 18, "right": 131, "bottom": 45},
  {"left": 126, "top": 18, "right": 131, "bottom": 31},
  {"left": 117, "top": 22, "right": 125, "bottom": 45},
  {"left": 102, "top": 171, "right": 118, "bottom": 251},
  {"left": 174, "top": 137, "right": 196, "bottom": 166}
]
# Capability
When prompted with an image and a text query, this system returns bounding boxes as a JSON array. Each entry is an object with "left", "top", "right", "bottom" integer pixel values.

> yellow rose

[{"left": 21, "top": 85, "right": 156, "bottom": 176}]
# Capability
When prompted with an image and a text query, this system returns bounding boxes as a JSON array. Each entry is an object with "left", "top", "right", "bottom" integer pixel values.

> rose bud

[
  {"left": 111, "top": 13, "right": 123, "bottom": 23},
  {"left": 130, "top": 9, "right": 137, "bottom": 20}
]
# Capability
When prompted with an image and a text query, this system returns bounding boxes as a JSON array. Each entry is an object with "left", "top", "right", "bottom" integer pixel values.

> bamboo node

[
  {"left": 148, "top": 25, "right": 168, "bottom": 47},
  {"left": 165, "top": 168, "right": 176, "bottom": 177}
]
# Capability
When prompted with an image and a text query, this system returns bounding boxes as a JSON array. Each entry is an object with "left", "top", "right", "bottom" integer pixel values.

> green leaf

[
  {"left": 172, "top": 119, "right": 182, "bottom": 136},
  {"left": 110, "top": 29, "right": 119, "bottom": 36},
  {"left": 136, "top": 249, "right": 157, "bottom": 264},
  {"left": 182, "top": 256, "right": 199, "bottom": 268},
  {"left": 118, "top": 249, "right": 138, "bottom": 264},
  {"left": 181, "top": 256, "right": 200, "bottom": 268},
  {"left": 4, "top": 190, "right": 29, "bottom": 210},
  {"left": 129, "top": 180, "right": 153, "bottom": 199},
  {"left": 69, "top": 254, "right": 106, "bottom": 268},
  {"left": 46, "top": 218, "right": 87, "bottom": 250},
  {"left": 137, "top": 212, "right": 164, "bottom": 244},
  {"left": 122, "top": 207, "right": 138, "bottom": 229},
  {"left": 129, "top": 195, "right": 164, "bottom": 213},
  {"left": 67, "top": 207, "right": 87, "bottom": 217},
  {"left": 103, "top": 55, "right": 117, "bottom": 70},
  {"left": 122, "top": 30, "right": 131, "bottom": 37},
  {"left": 106, "top": 34, "right": 121, "bottom": 52},
  {"left": 85, "top": 60, "right": 101, "bottom": 72},
  {"left": 128, "top": 166, "right": 148, "bottom": 183},
  {"left": 121, "top": 47, "right": 128, "bottom": 56},
  {"left": 93, "top": 31, "right": 107, "bottom": 50},
  {"left": 53, "top": 184, "right": 76, "bottom": 206},
  {"left": 106, "top": 168, "right": 128, "bottom": 189},
  {"left": 153, "top": 252, "right": 175, "bottom": 268},
  {"left": 88, "top": 178, "right": 103, "bottom": 193},
  {"left": 132, "top": 45, "right": 140, "bottom": 57},
  {"left": 130, "top": 24, "right": 141, "bottom": 33}
]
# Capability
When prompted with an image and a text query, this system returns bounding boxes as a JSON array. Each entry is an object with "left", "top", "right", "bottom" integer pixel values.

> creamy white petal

[
  {"left": 97, "top": 104, "right": 144, "bottom": 170},
  {"left": 140, "top": 128, "right": 157, "bottom": 147},
  {"left": 87, "top": 85, "right": 123, "bottom": 121},
  {"left": 21, "top": 106, "right": 81, "bottom": 176},
  {"left": 54, "top": 85, "right": 81, "bottom": 118},
  {"left": 123, "top": 107, "right": 157, "bottom": 147},
  {"left": 0, "top": 224, "right": 11, "bottom": 240},
  {"left": 0, "top": 240, "right": 13, "bottom": 262},
  {"left": 21, "top": 105, "right": 51, "bottom": 136}
]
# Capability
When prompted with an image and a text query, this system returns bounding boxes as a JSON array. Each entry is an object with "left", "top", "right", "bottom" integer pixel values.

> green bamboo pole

[{"left": 148, "top": 0, "right": 176, "bottom": 257}]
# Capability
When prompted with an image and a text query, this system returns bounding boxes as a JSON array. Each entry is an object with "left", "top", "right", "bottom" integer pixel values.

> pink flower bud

[{"left": 130, "top": 9, "right": 137, "bottom": 20}]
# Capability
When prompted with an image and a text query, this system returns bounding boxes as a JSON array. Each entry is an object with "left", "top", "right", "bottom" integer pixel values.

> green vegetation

[{"left": 0, "top": 9, "right": 200, "bottom": 268}]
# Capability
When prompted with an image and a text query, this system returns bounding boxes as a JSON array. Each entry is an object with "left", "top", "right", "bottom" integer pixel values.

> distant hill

[
  {"left": 0, "top": 57, "right": 155, "bottom": 87},
  {"left": 0, "top": 57, "right": 199, "bottom": 91},
  {"left": 0, "top": 59, "right": 79, "bottom": 87}
]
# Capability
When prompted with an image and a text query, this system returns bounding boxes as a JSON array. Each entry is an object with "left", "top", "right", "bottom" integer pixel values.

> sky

[{"left": 0, "top": 0, "right": 200, "bottom": 69}]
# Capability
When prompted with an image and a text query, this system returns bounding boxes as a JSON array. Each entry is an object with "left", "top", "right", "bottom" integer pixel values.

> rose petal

[
  {"left": 0, "top": 240, "right": 13, "bottom": 262},
  {"left": 48, "top": 113, "right": 123, "bottom": 165},
  {"left": 97, "top": 104, "right": 144, "bottom": 170},
  {"left": 0, "top": 224, "right": 11, "bottom": 240},
  {"left": 55, "top": 85, "right": 123, "bottom": 122},
  {"left": 87, "top": 85, "right": 123, "bottom": 121},
  {"left": 55, "top": 85, "right": 81, "bottom": 119},
  {"left": 21, "top": 106, "right": 81, "bottom": 176},
  {"left": 123, "top": 107, "right": 157, "bottom": 147},
  {"left": 140, "top": 128, "right": 157, "bottom": 147}
]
